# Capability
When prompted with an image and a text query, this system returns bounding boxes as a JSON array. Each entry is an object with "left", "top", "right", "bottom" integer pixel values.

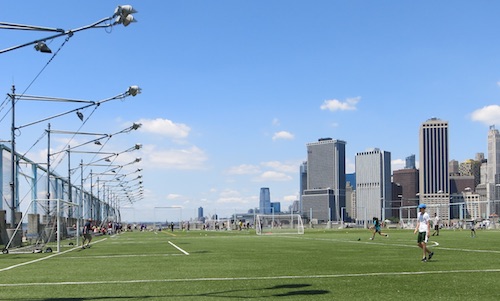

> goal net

[
  {"left": 3, "top": 199, "right": 79, "bottom": 254},
  {"left": 255, "top": 214, "right": 304, "bottom": 235}
]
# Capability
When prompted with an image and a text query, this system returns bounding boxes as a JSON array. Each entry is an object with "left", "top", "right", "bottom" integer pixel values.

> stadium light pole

[
  {"left": 7, "top": 86, "right": 141, "bottom": 228},
  {"left": 81, "top": 157, "right": 142, "bottom": 219},
  {"left": 46, "top": 126, "right": 141, "bottom": 245},
  {"left": 0, "top": 5, "right": 138, "bottom": 54}
]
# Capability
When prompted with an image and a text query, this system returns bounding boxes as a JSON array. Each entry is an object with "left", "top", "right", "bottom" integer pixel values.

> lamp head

[
  {"left": 128, "top": 85, "right": 141, "bottom": 96},
  {"left": 34, "top": 41, "right": 52, "bottom": 53},
  {"left": 76, "top": 111, "right": 84, "bottom": 121},
  {"left": 114, "top": 5, "right": 138, "bottom": 27}
]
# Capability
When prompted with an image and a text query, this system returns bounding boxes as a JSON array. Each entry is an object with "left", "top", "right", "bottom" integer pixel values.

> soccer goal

[
  {"left": 3, "top": 198, "right": 79, "bottom": 254},
  {"left": 255, "top": 214, "right": 304, "bottom": 235}
]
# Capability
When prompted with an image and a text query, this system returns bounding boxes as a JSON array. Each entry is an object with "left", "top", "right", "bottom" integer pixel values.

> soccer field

[{"left": 1, "top": 228, "right": 499, "bottom": 300}]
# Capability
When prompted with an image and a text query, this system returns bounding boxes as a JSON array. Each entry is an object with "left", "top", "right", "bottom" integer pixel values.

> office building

[
  {"left": 405, "top": 154, "right": 416, "bottom": 169},
  {"left": 299, "top": 162, "right": 307, "bottom": 214},
  {"left": 487, "top": 125, "right": 500, "bottom": 216},
  {"left": 419, "top": 118, "right": 450, "bottom": 220},
  {"left": 459, "top": 159, "right": 481, "bottom": 189},
  {"left": 302, "top": 138, "right": 346, "bottom": 223},
  {"left": 355, "top": 148, "right": 392, "bottom": 224},
  {"left": 259, "top": 187, "right": 271, "bottom": 214},
  {"left": 197, "top": 207, "right": 204, "bottom": 221},
  {"left": 393, "top": 168, "right": 419, "bottom": 218}
]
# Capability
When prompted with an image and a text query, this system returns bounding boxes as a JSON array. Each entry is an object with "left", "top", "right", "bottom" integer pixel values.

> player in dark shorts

[
  {"left": 82, "top": 218, "right": 93, "bottom": 249},
  {"left": 370, "top": 217, "right": 388, "bottom": 240}
]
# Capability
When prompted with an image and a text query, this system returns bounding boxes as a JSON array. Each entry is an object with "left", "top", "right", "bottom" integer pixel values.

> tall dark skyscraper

[
  {"left": 405, "top": 154, "right": 416, "bottom": 169},
  {"left": 419, "top": 118, "right": 449, "bottom": 220},
  {"left": 302, "top": 138, "right": 346, "bottom": 222},
  {"left": 299, "top": 162, "right": 307, "bottom": 214},
  {"left": 198, "top": 207, "right": 204, "bottom": 221},
  {"left": 259, "top": 187, "right": 271, "bottom": 214}
]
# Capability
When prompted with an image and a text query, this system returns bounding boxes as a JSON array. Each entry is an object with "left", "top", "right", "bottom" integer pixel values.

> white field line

[
  {"left": 277, "top": 235, "right": 500, "bottom": 254},
  {"left": 1, "top": 268, "right": 500, "bottom": 287},
  {"left": 0, "top": 237, "right": 107, "bottom": 272},
  {"left": 168, "top": 241, "right": 189, "bottom": 255}
]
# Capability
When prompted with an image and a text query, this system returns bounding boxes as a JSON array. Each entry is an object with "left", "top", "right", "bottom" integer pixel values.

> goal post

[
  {"left": 255, "top": 214, "right": 304, "bottom": 235},
  {"left": 3, "top": 198, "right": 79, "bottom": 254}
]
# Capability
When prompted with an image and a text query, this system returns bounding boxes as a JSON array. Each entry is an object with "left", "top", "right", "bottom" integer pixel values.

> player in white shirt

[
  {"left": 431, "top": 213, "right": 440, "bottom": 236},
  {"left": 414, "top": 204, "right": 434, "bottom": 262}
]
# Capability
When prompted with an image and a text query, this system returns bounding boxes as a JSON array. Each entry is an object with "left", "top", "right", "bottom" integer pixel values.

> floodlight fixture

[
  {"left": 0, "top": 5, "right": 139, "bottom": 54},
  {"left": 76, "top": 111, "right": 84, "bottom": 121},
  {"left": 34, "top": 41, "right": 52, "bottom": 53},
  {"left": 127, "top": 85, "right": 141, "bottom": 96},
  {"left": 113, "top": 5, "right": 138, "bottom": 27}
]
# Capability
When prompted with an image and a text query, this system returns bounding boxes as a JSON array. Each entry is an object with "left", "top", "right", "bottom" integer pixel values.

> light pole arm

[
  {"left": 0, "top": 4, "right": 137, "bottom": 54},
  {"left": 10, "top": 87, "right": 139, "bottom": 129},
  {"left": 0, "top": 22, "right": 65, "bottom": 32}
]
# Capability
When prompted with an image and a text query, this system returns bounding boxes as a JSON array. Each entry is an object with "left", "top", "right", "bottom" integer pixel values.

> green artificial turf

[{"left": 1, "top": 228, "right": 499, "bottom": 300}]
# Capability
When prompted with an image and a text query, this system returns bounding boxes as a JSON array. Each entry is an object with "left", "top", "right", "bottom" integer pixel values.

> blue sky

[{"left": 2, "top": 1, "right": 500, "bottom": 222}]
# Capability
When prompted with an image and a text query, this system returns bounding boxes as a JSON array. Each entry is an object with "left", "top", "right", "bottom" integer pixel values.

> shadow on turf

[{"left": 2, "top": 283, "right": 330, "bottom": 300}]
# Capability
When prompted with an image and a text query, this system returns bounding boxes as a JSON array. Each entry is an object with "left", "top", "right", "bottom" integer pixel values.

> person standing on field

[
  {"left": 414, "top": 204, "right": 434, "bottom": 262},
  {"left": 432, "top": 213, "right": 440, "bottom": 236},
  {"left": 82, "top": 218, "right": 93, "bottom": 249}
]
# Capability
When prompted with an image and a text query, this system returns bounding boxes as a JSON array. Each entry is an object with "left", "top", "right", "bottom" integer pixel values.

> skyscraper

[
  {"left": 405, "top": 154, "right": 416, "bottom": 169},
  {"left": 299, "top": 161, "right": 307, "bottom": 214},
  {"left": 393, "top": 168, "right": 419, "bottom": 218},
  {"left": 259, "top": 187, "right": 271, "bottom": 214},
  {"left": 197, "top": 207, "right": 204, "bottom": 222},
  {"left": 419, "top": 118, "right": 449, "bottom": 220},
  {"left": 355, "top": 148, "right": 392, "bottom": 224},
  {"left": 487, "top": 125, "right": 500, "bottom": 216},
  {"left": 302, "top": 138, "right": 346, "bottom": 222}
]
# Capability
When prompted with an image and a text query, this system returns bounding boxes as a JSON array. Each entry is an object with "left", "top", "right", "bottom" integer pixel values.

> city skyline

[{"left": 2, "top": 1, "right": 500, "bottom": 222}]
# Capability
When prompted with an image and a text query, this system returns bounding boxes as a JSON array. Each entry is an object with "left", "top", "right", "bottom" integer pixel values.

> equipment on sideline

[{"left": 255, "top": 214, "right": 304, "bottom": 235}]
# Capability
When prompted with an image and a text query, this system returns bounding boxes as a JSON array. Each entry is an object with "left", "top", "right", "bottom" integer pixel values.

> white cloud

[
  {"left": 137, "top": 118, "right": 190, "bottom": 139},
  {"left": 216, "top": 189, "right": 250, "bottom": 204},
  {"left": 346, "top": 158, "right": 355, "bottom": 174},
  {"left": 272, "top": 131, "right": 294, "bottom": 141},
  {"left": 145, "top": 145, "right": 207, "bottom": 170},
  {"left": 261, "top": 161, "right": 298, "bottom": 173},
  {"left": 471, "top": 105, "right": 500, "bottom": 126},
  {"left": 320, "top": 97, "right": 360, "bottom": 112},
  {"left": 254, "top": 171, "right": 292, "bottom": 182},
  {"left": 391, "top": 159, "right": 406, "bottom": 171},
  {"left": 226, "top": 164, "right": 260, "bottom": 175},
  {"left": 166, "top": 194, "right": 183, "bottom": 200},
  {"left": 272, "top": 118, "right": 280, "bottom": 126},
  {"left": 283, "top": 194, "right": 299, "bottom": 202}
]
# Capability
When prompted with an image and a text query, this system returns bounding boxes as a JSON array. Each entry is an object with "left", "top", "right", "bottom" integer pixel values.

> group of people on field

[
  {"left": 370, "top": 203, "right": 485, "bottom": 261},
  {"left": 81, "top": 219, "right": 122, "bottom": 249},
  {"left": 369, "top": 204, "right": 434, "bottom": 262}
]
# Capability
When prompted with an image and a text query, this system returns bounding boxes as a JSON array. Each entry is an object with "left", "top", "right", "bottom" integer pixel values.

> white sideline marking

[
  {"left": 1, "top": 269, "right": 500, "bottom": 287},
  {"left": 279, "top": 235, "right": 500, "bottom": 255},
  {"left": 168, "top": 241, "right": 189, "bottom": 255},
  {"left": 0, "top": 238, "right": 107, "bottom": 272}
]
